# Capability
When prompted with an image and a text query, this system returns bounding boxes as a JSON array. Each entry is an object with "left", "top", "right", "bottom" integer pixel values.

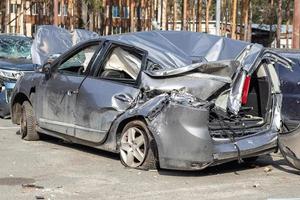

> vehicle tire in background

[
  {"left": 119, "top": 120, "right": 157, "bottom": 170},
  {"left": 20, "top": 101, "right": 39, "bottom": 141}
]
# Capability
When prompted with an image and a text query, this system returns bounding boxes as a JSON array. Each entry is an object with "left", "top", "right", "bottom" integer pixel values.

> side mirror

[{"left": 42, "top": 62, "right": 52, "bottom": 79}]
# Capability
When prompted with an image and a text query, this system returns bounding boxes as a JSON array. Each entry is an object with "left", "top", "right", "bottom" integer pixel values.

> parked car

[
  {"left": 0, "top": 35, "right": 36, "bottom": 118},
  {"left": 272, "top": 49, "right": 300, "bottom": 130},
  {"left": 10, "top": 31, "right": 300, "bottom": 171}
]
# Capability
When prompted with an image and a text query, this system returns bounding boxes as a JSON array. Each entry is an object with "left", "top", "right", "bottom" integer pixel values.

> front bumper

[{"left": 0, "top": 81, "right": 16, "bottom": 117}]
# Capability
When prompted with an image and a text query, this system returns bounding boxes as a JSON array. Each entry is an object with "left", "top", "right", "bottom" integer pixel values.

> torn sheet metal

[
  {"left": 141, "top": 60, "right": 239, "bottom": 100},
  {"left": 104, "top": 31, "right": 250, "bottom": 69},
  {"left": 72, "top": 29, "right": 99, "bottom": 45},
  {"left": 31, "top": 25, "right": 100, "bottom": 65},
  {"left": 31, "top": 25, "right": 72, "bottom": 65}
]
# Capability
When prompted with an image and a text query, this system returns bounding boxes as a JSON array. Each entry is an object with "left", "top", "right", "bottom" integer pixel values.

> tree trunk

[
  {"left": 137, "top": 1, "right": 141, "bottom": 31},
  {"left": 197, "top": 0, "right": 202, "bottom": 32},
  {"left": 130, "top": 0, "right": 135, "bottom": 32},
  {"left": 182, "top": 0, "right": 187, "bottom": 30},
  {"left": 205, "top": 0, "right": 212, "bottom": 33},
  {"left": 173, "top": 1, "right": 177, "bottom": 30},
  {"left": 231, "top": 0, "right": 237, "bottom": 39},
  {"left": 269, "top": 0, "right": 274, "bottom": 46},
  {"left": 162, "top": 0, "right": 167, "bottom": 30},
  {"left": 108, "top": 0, "right": 112, "bottom": 34},
  {"left": 247, "top": 1, "right": 252, "bottom": 42},
  {"left": 292, "top": 0, "right": 300, "bottom": 48},
  {"left": 241, "top": 0, "right": 249, "bottom": 41},
  {"left": 286, "top": 0, "right": 290, "bottom": 48},
  {"left": 276, "top": 0, "right": 282, "bottom": 48},
  {"left": 192, "top": 0, "right": 196, "bottom": 31},
  {"left": 224, "top": 0, "right": 229, "bottom": 36}
]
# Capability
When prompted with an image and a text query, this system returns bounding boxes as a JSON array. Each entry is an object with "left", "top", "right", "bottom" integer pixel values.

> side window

[
  {"left": 99, "top": 46, "right": 143, "bottom": 82},
  {"left": 57, "top": 44, "right": 99, "bottom": 75}
]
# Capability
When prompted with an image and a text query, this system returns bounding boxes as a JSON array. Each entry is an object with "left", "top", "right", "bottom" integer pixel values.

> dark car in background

[
  {"left": 273, "top": 49, "right": 300, "bottom": 129},
  {"left": 0, "top": 35, "right": 36, "bottom": 118}
]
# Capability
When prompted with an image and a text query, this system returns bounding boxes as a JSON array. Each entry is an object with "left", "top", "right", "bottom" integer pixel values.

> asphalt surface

[{"left": 0, "top": 118, "right": 299, "bottom": 200}]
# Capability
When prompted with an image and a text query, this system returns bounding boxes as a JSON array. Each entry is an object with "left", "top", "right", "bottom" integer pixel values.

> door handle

[
  {"left": 114, "top": 94, "right": 133, "bottom": 103},
  {"left": 67, "top": 89, "right": 79, "bottom": 96}
]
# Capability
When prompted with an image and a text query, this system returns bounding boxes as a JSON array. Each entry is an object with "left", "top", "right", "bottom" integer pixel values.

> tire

[
  {"left": 20, "top": 101, "right": 39, "bottom": 141},
  {"left": 119, "top": 120, "right": 157, "bottom": 170}
]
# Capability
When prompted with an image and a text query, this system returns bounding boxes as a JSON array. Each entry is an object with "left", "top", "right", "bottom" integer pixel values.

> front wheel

[
  {"left": 20, "top": 101, "right": 39, "bottom": 141},
  {"left": 119, "top": 120, "right": 157, "bottom": 170}
]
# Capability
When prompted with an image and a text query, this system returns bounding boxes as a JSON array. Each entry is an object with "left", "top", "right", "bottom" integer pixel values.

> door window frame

[
  {"left": 90, "top": 40, "right": 148, "bottom": 87},
  {"left": 50, "top": 40, "right": 104, "bottom": 77}
]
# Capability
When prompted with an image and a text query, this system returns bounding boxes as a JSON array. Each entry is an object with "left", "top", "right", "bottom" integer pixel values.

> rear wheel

[
  {"left": 119, "top": 120, "right": 157, "bottom": 170},
  {"left": 20, "top": 101, "right": 39, "bottom": 141}
]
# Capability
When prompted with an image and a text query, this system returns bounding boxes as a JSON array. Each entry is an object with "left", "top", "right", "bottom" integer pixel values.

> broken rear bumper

[
  {"left": 146, "top": 101, "right": 278, "bottom": 171},
  {"left": 212, "top": 130, "right": 278, "bottom": 164}
]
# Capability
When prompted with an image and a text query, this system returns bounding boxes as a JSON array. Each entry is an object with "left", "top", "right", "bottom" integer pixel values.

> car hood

[{"left": 0, "top": 58, "right": 36, "bottom": 71}]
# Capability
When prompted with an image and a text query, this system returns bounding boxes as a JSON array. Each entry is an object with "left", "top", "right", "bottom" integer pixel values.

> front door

[
  {"left": 73, "top": 43, "right": 145, "bottom": 142},
  {"left": 37, "top": 42, "right": 101, "bottom": 136}
]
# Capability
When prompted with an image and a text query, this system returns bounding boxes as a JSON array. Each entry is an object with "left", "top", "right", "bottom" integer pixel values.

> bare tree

[
  {"left": 173, "top": 0, "right": 178, "bottom": 30},
  {"left": 205, "top": 0, "right": 212, "bottom": 33},
  {"left": 286, "top": 0, "right": 291, "bottom": 48},
  {"left": 183, "top": 0, "right": 187, "bottom": 30},
  {"left": 197, "top": 0, "right": 202, "bottom": 32},
  {"left": 241, "top": 0, "right": 250, "bottom": 41},
  {"left": 130, "top": 0, "right": 135, "bottom": 32},
  {"left": 231, "top": 0, "right": 237, "bottom": 39},
  {"left": 276, "top": 0, "right": 282, "bottom": 48}
]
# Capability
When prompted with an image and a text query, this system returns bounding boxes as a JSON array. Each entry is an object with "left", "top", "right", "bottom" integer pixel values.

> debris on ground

[
  {"left": 264, "top": 167, "right": 272, "bottom": 173},
  {"left": 22, "top": 183, "right": 44, "bottom": 189},
  {"left": 253, "top": 183, "right": 260, "bottom": 188}
]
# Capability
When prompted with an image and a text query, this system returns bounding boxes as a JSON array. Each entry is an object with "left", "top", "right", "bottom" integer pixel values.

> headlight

[{"left": 0, "top": 69, "right": 24, "bottom": 80}]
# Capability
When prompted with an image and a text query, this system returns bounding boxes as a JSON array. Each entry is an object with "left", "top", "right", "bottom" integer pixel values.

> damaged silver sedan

[{"left": 10, "top": 31, "right": 300, "bottom": 170}]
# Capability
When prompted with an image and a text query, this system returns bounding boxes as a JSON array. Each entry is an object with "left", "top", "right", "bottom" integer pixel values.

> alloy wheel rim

[{"left": 120, "top": 127, "right": 147, "bottom": 168}]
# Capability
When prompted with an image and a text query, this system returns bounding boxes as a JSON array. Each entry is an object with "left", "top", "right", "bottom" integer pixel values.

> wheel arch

[
  {"left": 116, "top": 115, "right": 147, "bottom": 137},
  {"left": 11, "top": 92, "right": 30, "bottom": 124},
  {"left": 115, "top": 115, "right": 159, "bottom": 162}
]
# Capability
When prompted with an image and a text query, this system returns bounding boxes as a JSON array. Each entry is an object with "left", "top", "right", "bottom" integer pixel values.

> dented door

[{"left": 74, "top": 78, "right": 140, "bottom": 143}]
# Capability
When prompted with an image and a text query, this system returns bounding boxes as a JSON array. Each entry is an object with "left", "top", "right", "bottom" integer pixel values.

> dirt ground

[{"left": 0, "top": 118, "right": 299, "bottom": 200}]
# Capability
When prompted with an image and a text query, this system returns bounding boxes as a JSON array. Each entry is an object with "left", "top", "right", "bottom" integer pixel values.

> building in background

[{"left": 0, "top": 0, "right": 297, "bottom": 49}]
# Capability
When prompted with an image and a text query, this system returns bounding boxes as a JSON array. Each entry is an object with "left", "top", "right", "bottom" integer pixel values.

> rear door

[{"left": 73, "top": 41, "right": 147, "bottom": 143}]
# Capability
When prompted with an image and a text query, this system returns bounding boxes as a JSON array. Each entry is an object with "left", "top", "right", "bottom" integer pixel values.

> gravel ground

[{"left": 0, "top": 118, "right": 299, "bottom": 200}]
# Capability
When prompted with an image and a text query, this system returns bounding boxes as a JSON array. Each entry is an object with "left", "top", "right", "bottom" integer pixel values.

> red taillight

[{"left": 242, "top": 76, "right": 251, "bottom": 105}]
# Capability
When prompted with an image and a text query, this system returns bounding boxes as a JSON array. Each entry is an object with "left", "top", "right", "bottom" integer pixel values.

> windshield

[{"left": 0, "top": 36, "right": 32, "bottom": 59}]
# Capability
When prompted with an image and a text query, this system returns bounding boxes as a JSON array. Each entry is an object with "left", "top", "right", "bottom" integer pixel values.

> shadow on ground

[{"left": 16, "top": 130, "right": 300, "bottom": 177}]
